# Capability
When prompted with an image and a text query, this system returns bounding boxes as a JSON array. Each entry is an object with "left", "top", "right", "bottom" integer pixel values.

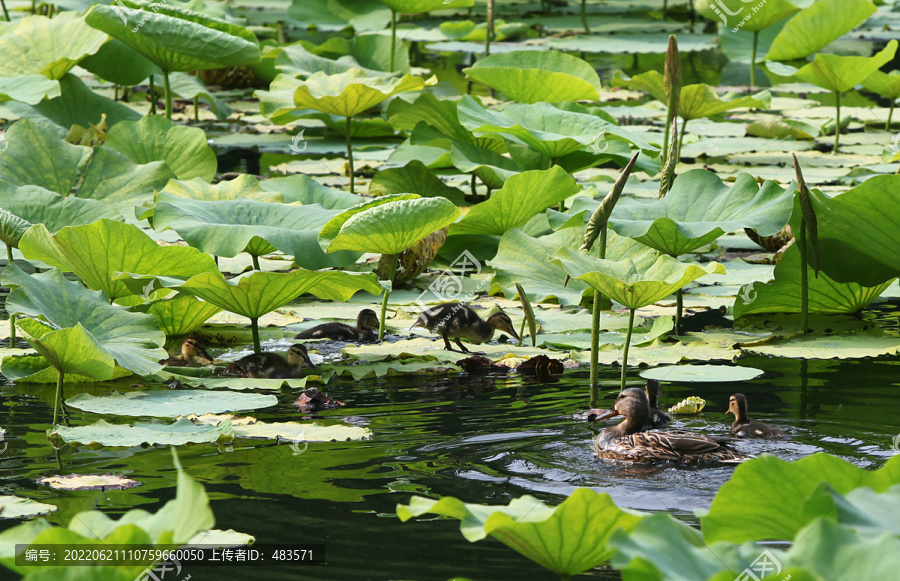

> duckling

[
  {"left": 726, "top": 393, "right": 785, "bottom": 439},
  {"left": 643, "top": 379, "right": 671, "bottom": 431},
  {"left": 594, "top": 388, "right": 750, "bottom": 464},
  {"left": 411, "top": 303, "right": 519, "bottom": 353},
  {"left": 294, "top": 308, "right": 379, "bottom": 342},
  {"left": 159, "top": 338, "right": 215, "bottom": 366},
  {"left": 230, "top": 344, "right": 315, "bottom": 379}
]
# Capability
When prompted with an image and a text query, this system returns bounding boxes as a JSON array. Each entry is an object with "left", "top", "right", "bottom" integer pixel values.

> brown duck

[
  {"left": 294, "top": 308, "right": 379, "bottom": 342},
  {"left": 160, "top": 338, "right": 215, "bottom": 366},
  {"left": 412, "top": 303, "right": 519, "bottom": 353},
  {"left": 726, "top": 393, "right": 785, "bottom": 439},
  {"left": 227, "top": 344, "right": 315, "bottom": 379},
  {"left": 594, "top": 388, "right": 750, "bottom": 464}
]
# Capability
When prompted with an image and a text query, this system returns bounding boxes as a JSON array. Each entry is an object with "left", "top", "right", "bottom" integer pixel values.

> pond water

[{"left": 2, "top": 327, "right": 899, "bottom": 580}]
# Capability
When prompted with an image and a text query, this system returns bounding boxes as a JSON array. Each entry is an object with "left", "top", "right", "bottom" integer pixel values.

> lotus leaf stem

[
  {"left": 662, "top": 0, "right": 667, "bottom": 19},
  {"left": 389, "top": 10, "right": 397, "bottom": 73},
  {"left": 887, "top": 101, "right": 894, "bottom": 131},
  {"left": 518, "top": 316, "right": 526, "bottom": 347},
  {"left": 1, "top": 0, "right": 9, "bottom": 20},
  {"left": 678, "top": 117, "right": 687, "bottom": 152},
  {"left": 833, "top": 91, "right": 841, "bottom": 152},
  {"left": 620, "top": 308, "right": 636, "bottom": 391},
  {"left": 163, "top": 70, "right": 172, "bottom": 120},
  {"left": 379, "top": 254, "right": 398, "bottom": 341},
  {"left": 346, "top": 116, "right": 355, "bottom": 193},
  {"left": 193, "top": 95, "right": 199, "bottom": 123},
  {"left": 6, "top": 245, "right": 14, "bottom": 346},
  {"left": 485, "top": 0, "right": 494, "bottom": 57},
  {"left": 53, "top": 371, "right": 64, "bottom": 426},
  {"left": 675, "top": 288, "right": 683, "bottom": 334},
  {"left": 250, "top": 317, "right": 261, "bottom": 354},
  {"left": 252, "top": 254, "right": 261, "bottom": 271},
  {"left": 799, "top": 220, "right": 809, "bottom": 333},
  {"left": 149, "top": 76, "right": 156, "bottom": 115},
  {"left": 580, "top": 0, "right": 589, "bottom": 33},
  {"left": 590, "top": 289, "right": 601, "bottom": 407},
  {"left": 750, "top": 31, "right": 758, "bottom": 88}
]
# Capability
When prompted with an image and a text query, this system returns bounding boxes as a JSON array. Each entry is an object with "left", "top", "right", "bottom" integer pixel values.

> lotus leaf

[
  {"left": 449, "top": 140, "right": 522, "bottom": 189},
  {"left": 157, "top": 175, "right": 279, "bottom": 203},
  {"left": 462, "top": 50, "right": 602, "bottom": 103},
  {"left": 152, "top": 195, "right": 360, "bottom": 269},
  {"left": 319, "top": 194, "right": 460, "bottom": 255},
  {"left": 767, "top": 41, "right": 898, "bottom": 95},
  {"left": 2, "top": 265, "right": 166, "bottom": 377},
  {"left": 77, "top": 147, "right": 176, "bottom": 204},
  {"left": 0, "top": 75, "right": 60, "bottom": 105},
  {"left": 78, "top": 38, "right": 160, "bottom": 86},
  {"left": 696, "top": 0, "right": 800, "bottom": 33},
  {"left": 0, "top": 14, "right": 106, "bottom": 80},
  {"left": 734, "top": 244, "right": 894, "bottom": 318},
  {"left": 19, "top": 220, "right": 219, "bottom": 301},
  {"left": 764, "top": 0, "right": 877, "bottom": 62},
  {"left": 265, "top": 42, "right": 393, "bottom": 82},
  {"left": 0, "top": 496, "right": 57, "bottom": 519},
  {"left": 0, "top": 119, "right": 90, "bottom": 194},
  {"left": 450, "top": 167, "right": 579, "bottom": 236},
  {"left": 233, "top": 421, "right": 371, "bottom": 441},
  {"left": 608, "top": 170, "right": 793, "bottom": 256},
  {"left": 259, "top": 174, "right": 363, "bottom": 208},
  {"left": 66, "top": 390, "right": 277, "bottom": 418},
  {"left": 739, "top": 334, "right": 900, "bottom": 360},
  {"left": 104, "top": 115, "right": 217, "bottom": 181},
  {"left": 862, "top": 70, "right": 900, "bottom": 128},
  {"left": 641, "top": 365, "right": 763, "bottom": 383},
  {"left": 368, "top": 160, "right": 465, "bottom": 205},
  {"left": 0, "top": 354, "right": 133, "bottom": 383},
  {"left": 141, "top": 294, "right": 222, "bottom": 337},
  {"left": 379, "top": 0, "right": 472, "bottom": 12},
  {"left": 397, "top": 488, "right": 644, "bottom": 578},
  {"left": 0, "top": 210, "right": 30, "bottom": 251},
  {"left": 52, "top": 418, "right": 233, "bottom": 447},
  {"left": 287, "top": 0, "right": 391, "bottom": 31},
  {"left": 702, "top": 453, "right": 900, "bottom": 544},
  {"left": 387, "top": 93, "right": 505, "bottom": 153}
]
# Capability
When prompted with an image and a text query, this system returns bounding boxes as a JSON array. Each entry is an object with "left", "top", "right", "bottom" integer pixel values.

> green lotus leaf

[
  {"left": 0, "top": 14, "right": 106, "bottom": 80},
  {"left": 158, "top": 175, "right": 279, "bottom": 202},
  {"left": 140, "top": 294, "right": 222, "bottom": 337},
  {"left": 608, "top": 170, "right": 793, "bottom": 256},
  {"left": 368, "top": 160, "right": 465, "bottom": 205},
  {"left": 104, "top": 115, "right": 217, "bottom": 181},
  {"left": 793, "top": 174, "right": 900, "bottom": 287},
  {"left": 449, "top": 140, "right": 522, "bottom": 189},
  {"left": 52, "top": 418, "right": 233, "bottom": 447},
  {"left": 457, "top": 96, "right": 655, "bottom": 159},
  {"left": 397, "top": 488, "right": 644, "bottom": 578},
  {"left": 380, "top": 0, "right": 473, "bottom": 13},
  {"left": 77, "top": 147, "right": 176, "bottom": 204},
  {"left": 0, "top": 185, "right": 124, "bottom": 234},
  {"left": 462, "top": 50, "right": 602, "bottom": 103},
  {"left": 66, "top": 390, "right": 276, "bottom": 417},
  {"left": 266, "top": 42, "right": 394, "bottom": 80},
  {"left": 611, "top": 69, "right": 666, "bottom": 102},
  {"left": 78, "top": 38, "right": 161, "bottom": 86},
  {"left": 286, "top": 0, "right": 391, "bottom": 31},
  {"left": 767, "top": 41, "right": 897, "bottom": 94},
  {"left": 0, "top": 210, "right": 32, "bottom": 249},
  {"left": 734, "top": 244, "right": 894, "bottom": 318},
  {"left": 0, "top": 119, "right": 90, "bottom": 194},
  {"left": 823, "top": 483, "right": 900, "bottom": 538},
  {"left": 9, "top": 73, "right": 142, "bottom": 129},
  {"left": 440, "top": 19, "right": 529, "bottom": 42},
  {"left": 553, "top": 248, "right": 725, "bottom": 310},
  {"left": 287, "top": 68, "right": 436, "bottom": 118},
  {"left": 863, "top": 70, "right": 900, "bottom": 100},
  {"left": 319, "top": 194, "right": 460, "bottom": 255},
  {"left": 308, "top": 33, "right": 410, "bottom": 74},
  {"left": 679, "top": 85, "right": 770, "bottom": 122},
  {"left": 696, "top": 0, "right": 800, "bottom": 33},
  {"left": 2, "top": 265, "right": 166, "bottom": 377},
  {"left": 746, "top": 118, "right": 818, "bottom": 140},
  {"left": 387, "top": 93, "right": 505, "bottom": 153},
  {"left": 764, "top": 0, "right": 877, "bottom": 61},
  {"left": 451, "top": 167, "right": 579, "bottom": 236},
  {"left": 0, "top": 496, "right": 57, "bottom": 519},
  {"left": 84, "top": 0, "right": 261, "bottom": 73},
  {"left": 233, "top": 420, "right": 371, "bottom": 441},
  {"left": 18, "top": 220, "right": 219, "bottom": 300},
  {"left": 152, "top": 196, "right": 361, "bottom": 269},
  {"left": 259, "top": 174, "right": 363, "bottom": 208},
  {"left": 0, "top": 75, "right": 60, "bottom": 105},
  {"left": 702, "top": 453, "right": 900, "bottom": 544},
  {"left": 0, "top": 354, "right": 134, "bottom": 383}
]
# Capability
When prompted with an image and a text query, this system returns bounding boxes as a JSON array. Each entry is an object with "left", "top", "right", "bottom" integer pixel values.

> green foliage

[
  {"left": 0, "top": 14, "right": 106, "bottom": 80},
  {"left": 462, "top": 50, "right": 602, "bottom": 103}
]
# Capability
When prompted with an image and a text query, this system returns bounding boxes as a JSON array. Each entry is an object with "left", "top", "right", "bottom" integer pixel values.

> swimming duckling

[
  {"left": 726, "top": 393, "right": 785, "bottom": 439},
  {"left": 160, "top": 338, "right": 215, "bottom": 366},
  {"left": 643, "top": 379, "right": 671, "bottom": 431},
  {"left": 294, "top": 308, "right": 379, "bottom": 342},
  {"left": 595, "top": 388, "right": 750, "bottom": 464},
  {"left": 412, "top": 303, "right": 519, "bottom": 353},
  {"left": 230, "top": 344, "right": 315, "bottom": 379}
]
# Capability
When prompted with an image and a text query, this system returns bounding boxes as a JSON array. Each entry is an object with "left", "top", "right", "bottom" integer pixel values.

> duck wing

[{"left": 633, "top": 429, "right": 729, "bottom": 455}]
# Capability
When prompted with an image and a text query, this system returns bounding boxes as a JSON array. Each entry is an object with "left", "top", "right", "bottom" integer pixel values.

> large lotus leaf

[
  {"left": 0, "top": 14, "right": 106, "bottom": 79},
  {"left": 174, "top": 270, "right": 383, "bottom": 319},
  {"left": 765, "top": 0, "right": 877, "bottom": 61},
  {"left": 863, "top": 70, "right": 900, "bottom": 100},
  {"left": 266, "top": 42, "right": 394, "bottom": 80},
  {"left": 259, "top": 174, "right": 362, "bottom": 208},
  {"left": 462, "top": 50, "right": 602, "bottom": 104},
  {"left": 608, "top": 170, "right": 793, "bottom": 256},
  {"left": 2, "top": 265, "right": 166, "bottom": 376},
  {"left": 450, "top": 167, "right": 579, "bottom": 236},
  {"left": 287, "top": 0, "right": 391, "bottom": 31},
  {"left": 0, "top": 185, "right": 123, "bottom": 234},
  {"left": 157, "top": 175, "right": 278, "bottom": 202},
  {"left": 767, "top": 41, "right": 897, "bottom": 94},
  {"left": 679, "top": 85, "right": 770, "bottom": 121},
  {"left": 794, "top": 175, "right": 900, "bottom": 287},
  {"left": 368, "top": 160, "right": 465, "bottom": 205},
  {"left": 152, "top": 196, "right": 360, "bottom": 268},
  {"left": 18, "top": 220, "right": 219, "bottom": 300},
  {"left": 397, "top": 488, "right": 643, "bottom": 578},
  {"left": 78, "top": 38, "right": 161, "bottom": 86},
  {"left": 84, "top": 0, "right": 260, "bottom": 72},
  {"left": 77, "top": 147, "right": 176, "bottom": 204},
  {"left": 610, "top": 69, "right": 666, "bottom": 102},
  {"left": 554, "top": 248, "right": 725, "bottom": 310},
  {"left": 702, "top": 453, "right": 900, "bottom": 544},
  {"left": 457, "top": 96, "right": 655, "bottom": 158},
  {"left": 449, "top": 140, "right": 522, "bottom": 189},
  {"left": 825, "top": 484, "right": 900, "bottom": 538},
  {"left": 142, "top": 294, "right": 222, "bottom": 337},
  {"left": 52, "top": 418, "right": 232, "bottom": 446},
  {"left": 66, "top": 390, "right": 276, "bottom": 417},
  {"left": 0, "top": 210, "right": 31, "bottom": 249},
  {"left": 696, "top": 0, "right": 800, "bottom": 32},
  {"left": 380, "top": 0, "right": 473, "bottom": 13},
  {"left": 319, "top": 194, "right": 460, "bottom": 255},
  {"left": 734, "top": 244, "right": 894, "bottom": 318},
  {"left": 0, "top": 119, "right": 90, "bottom": 194},
  {"left": 387, "top": 93, "right": 505, "bottom": 153},
  {"left": 0, "top": 496, "right": 57, "bottom": 519},
  {"left": 254, "top": 74, "right": 308, "bottom": 123},
  {"left": 0, "top": 354, "right": 133, "bottom": 383},
  {"left": 781, "top": 519, "right": 900, "bottom": 581},
  {"left": 0, "top": 75, "right": 60, "bottom": 105},
  {"left": 104, "top": 115, "right": 217, "bottom": 181},
  {"left": 14, "top": 319, "right": 116, "bottom": 380},
  {"left": 288, "top": 68, "right": 436, "bottom": 118},
  {"left": 233, "top": 420, "right": 371, "bottom": 441}
]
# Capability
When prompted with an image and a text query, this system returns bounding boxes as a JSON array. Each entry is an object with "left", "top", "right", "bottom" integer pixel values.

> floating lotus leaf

[
  {"left": 0, "top": 14, "right": 106, "bottom": 80},
  {"left": 233, "top": 421, "right": 371, "bottom": 441},
  {"left": 462, "top": 50, "right": 602, "bottom": 103},
  {"left": 0, "top": 496, "right": 57, "bottom": 519},
  {"left": 66, "top": 390, "right": 277, "bottom": 418},
  {"left": 608, "top": 170, "right": 793, "bottom": 256},
  {"left": 642, "top": 365, "right": 763, "bottom": 383},
  {"left": 287, "top": 0, "right": 391, "bottom": 31},
  {"left": 398, "top": 488, "right": 644, "bottom": 578},
  {"left": 51, "top": 418, "right": 233, "bottom": 447},
  {"left": 767, "top": 41, "right": 897, "bottom": 94},
  {"left": 380, "top": 0, "right": 474, "bottom": 13},
  {"left": 319, "top": 194, "right": 460, "bottom": 255},
  {"left": 36, "top": 474, "right": 142, "bottom": 491}
]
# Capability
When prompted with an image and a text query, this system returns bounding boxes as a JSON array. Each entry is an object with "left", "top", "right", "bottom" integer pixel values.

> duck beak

[
  {"left": 303, "top": 354, "right": 317, "bottom": 369},
  {"left": 594, "top": 407, "right": 621, "bottom": 421},
  {"left": 725, "top": 408, "right": 733, "bottom": 416},
  {"left": 507, "top": 325, "right": 520, "bottom": 341}
]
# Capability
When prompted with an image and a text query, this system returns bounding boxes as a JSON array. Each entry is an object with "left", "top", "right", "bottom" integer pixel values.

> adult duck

[
  {"left": 726, "top": 393, "right": 785, "bottom": 439},
  {"left": 412, "top": 303, "right": 519, "bottom": 353},
  {"left": 295, "top": 308, "right": 379, "bottom": 342},
  {"left": 160, "top": 338, "right": 215, "bottom": 366},
  {"left": 594, "top": 388, "right": 750, "bottom": 464},
  {"left": 229, "top": 344, "right": 315, "bottom": 379}
]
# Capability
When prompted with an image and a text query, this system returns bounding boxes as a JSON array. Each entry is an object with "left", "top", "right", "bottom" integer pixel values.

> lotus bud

[
  {"left": 581, "top": 152, "right": 640, "bottom": 252},
  {"left": 658, "top": 118, "right": 679, "bottom": 199}
]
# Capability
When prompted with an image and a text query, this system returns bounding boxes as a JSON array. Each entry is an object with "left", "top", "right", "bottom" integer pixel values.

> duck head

[
  {"left": 595, "top": 388, "right": 651, "bottom": 429},
  {"left": 357, "top": 308, "right": 380, "bottom": 331},
  {"left": 726, "top": 393, "right": 748, "bottom": 420},
  {"left": 487, "top": 311, "right": 520, "bottom": 341},
  {"left": 181, "top": 338, "right": 214, "bottom": 364},
  {"left": 287, "top": 344, "right": 315, "bottom": 369}
]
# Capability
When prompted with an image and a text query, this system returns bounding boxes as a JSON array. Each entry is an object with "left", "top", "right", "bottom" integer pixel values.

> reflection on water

[{"left": 0, "top": 354, "right": 899, "bottom": 580}]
